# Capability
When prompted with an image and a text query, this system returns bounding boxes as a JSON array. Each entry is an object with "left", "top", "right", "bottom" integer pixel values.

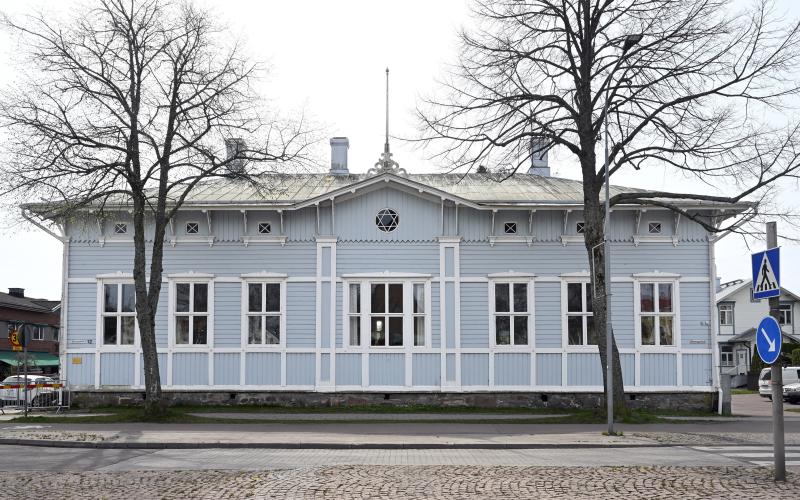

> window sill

[
  {"left": 241, "top": 235, "right": 288, "bottom": 247},
  {"left": 488, "top": 235, "right": 533, "bottom": 247},
  {"left": 560, "top": 235, "right": 584, "bottom": 246},
  {"left": 633, "top": 235, "right": 678, "bottom": 247}
]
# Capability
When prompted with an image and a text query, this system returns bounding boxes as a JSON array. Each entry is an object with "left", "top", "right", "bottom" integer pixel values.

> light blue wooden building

[{"left": 48, "top": 137, "right": 744, "bottom": 401}]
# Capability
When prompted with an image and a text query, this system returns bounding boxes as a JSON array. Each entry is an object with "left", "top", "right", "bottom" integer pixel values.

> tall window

[
  {"left": 246, "top": 282, "right": 281, "bottom": 344},
  {"left": 370, "top": 283, "right": 404, "bottom": 346},
  {"left": 174, "top": 282, "right": 208, "bottom": 345},
  {"left": 102, "top": 283, "right": 136, "bottom": 345},
  {"left": 720, "top": 345, "right": 733, "bottom": 366},
  {"left": 719, "top": 303, "right": 733, "bottom": 326},
  {"left": 493, "top": 282, "right": 529, "bottom": 345},
  {"left": 348, "top": 284, "right": 361, "bottom": 346},
  {"left": 566, "top": 282, "right": 595, "bottom": 345},
  {"left": 779, "top": 304, "right": 793, "bottom": 326},
  {"left": 412, "top": 283, "right": 425, "bottom": 346},
  {"left": 639, "top": 282, "right": 675, "bottom": 346},
  {"left": 31, "top": 326, "right": 44, "bottom": 341}
]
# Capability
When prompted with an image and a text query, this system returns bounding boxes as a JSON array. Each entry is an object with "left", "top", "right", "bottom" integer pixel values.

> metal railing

[{"left": 0, "top": 377, "right": 70, "bottom": 415}]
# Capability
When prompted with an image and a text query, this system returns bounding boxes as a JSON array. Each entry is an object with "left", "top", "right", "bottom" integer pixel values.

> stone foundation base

[{"left": 70, "top": 390, "right": 716, "bottom": 413}]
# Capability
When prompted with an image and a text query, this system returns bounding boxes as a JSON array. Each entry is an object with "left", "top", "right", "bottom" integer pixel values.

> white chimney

[
  {"left": 527, "top": 136, "right": 550, "bottom": 177},
  {"left": 225, "top": 138, "right": 246, "bottom": 175},
  {"left": 330, "top": 137, "right": 349, "bottom": 175}
]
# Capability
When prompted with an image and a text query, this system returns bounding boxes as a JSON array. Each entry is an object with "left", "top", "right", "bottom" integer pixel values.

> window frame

[
  {"left": 719, "top": 303, "right": 733, "bottom": 326},
  {"left": 634, "top": 278, "right": 680, "bottom": 349},
  {"left": 257, "top": 222, "right": 272, "bottom": 234},
  {"left": 185, "top": 221, "right": 200, "bottom": 234},
  {"left": 503, "top": 222, "right": 517, "bottom": 235},
  {"left": 563, "top": 280, "right": 596, "bottom": 348},
  {"left": 489, "top": 278, "right": 534, "bottom": 348},
  {"left": 168, "top": 277, "right": 214, "bottom": 350},
  {"left": 647, "top": 221, "right": 662, "bottom": 234},
  {"left": 113, "top": 222, "right": 128, "bottom": 235},
  {"left": 779, "top": 303, "right": 793, "bottom": 326},
  {"left": 720, "top": 345, "right": 734, "bottom": 366},
  {"left": 31, "top": 325, "right": 44, "bottom": 341},
  {"left": 240, "top": 279, "right": 286, "bottom": 349},
  {"left": 342, "top": 280, "right": 431, "bottom": 350},
  {"left": 96, "top": 280, "right": 139, "bottom": 349},
  {"left": 576, "top": 221, "right": 586, "bottom": 234}
]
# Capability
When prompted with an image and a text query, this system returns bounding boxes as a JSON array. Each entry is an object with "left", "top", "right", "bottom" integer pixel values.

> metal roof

[{"left": 0, "top": 292, "right": 60, "bottom": 314}]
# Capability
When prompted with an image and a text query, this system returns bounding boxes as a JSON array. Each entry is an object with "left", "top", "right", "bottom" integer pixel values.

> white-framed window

[
  {"left": 173, "top": 282, "right": 209, "bottom": 345},
  {"left": 576, "top": 222, "right": 585, "bottom": 234},
  {"left": 504, "top": 222, "right": 517, "bottom": 235},
  {"left": 244, "top": 281, "right": 283, "bottom": 345},
  {"left": 648, "top": 222, "right": 662, "bottom": 234},
  {"left": 638, "top": 282, "right": 676, "bottom": 346},
  {"left": 720, "top": 345, "right": 734, "bottom": 366},
  {"left": 491, "top": 282, "right": 530, "bottom": 346},
  {"left": 375, "top": 208, "right": 399, "bottom": 232},
  {"left": 113, "top": 222, "right": 128, "bottom": 234},
  {"left": 344, "top": 281, "right": 429, "bottom": 348},
  {"left": 257, "top": 222, "right": 271, "bottom": 234},
  {"left": 101, "top": 282, "right": 136, "bottom": 345},
  {"left": 719, "top": 303, "right": 733, "bottom": 326},
  {"left": 31, "top": 325, "right": 44, "bottom": 341},
  {"left": 566, "top": 281, "right": 595, "bottom": 345},
  {"left": 779, "top": 304, "right": 793, "bottom": 326},
  {"left": 185, "top": 222, "right": 199, "bottom": 234}
]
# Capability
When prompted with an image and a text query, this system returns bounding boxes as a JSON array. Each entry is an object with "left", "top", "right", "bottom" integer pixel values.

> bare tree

[
  {"left": 0, "top": 0, "right": 315, "bottom": 415},
  {"left": 418, "top": 0, "right": 800, "bottom": 415}
]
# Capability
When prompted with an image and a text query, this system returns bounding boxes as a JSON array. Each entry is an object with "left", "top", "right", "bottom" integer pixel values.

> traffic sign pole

[{"left": 767, "top": 222, "right": 785, "bottom": 482}]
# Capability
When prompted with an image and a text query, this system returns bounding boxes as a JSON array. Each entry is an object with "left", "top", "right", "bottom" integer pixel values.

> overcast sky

[{"left": 0, "top": 0, "right": 798, "bottom": 300}]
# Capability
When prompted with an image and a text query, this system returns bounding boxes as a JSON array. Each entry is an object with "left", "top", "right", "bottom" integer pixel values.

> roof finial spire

[{"left": 369, "top": 67, "right": 406, "bottom": 176}]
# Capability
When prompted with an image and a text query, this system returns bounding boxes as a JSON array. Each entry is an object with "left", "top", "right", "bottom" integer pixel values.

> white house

[{"left": 716, "top": 279, "right": 799, "bottom": 387}]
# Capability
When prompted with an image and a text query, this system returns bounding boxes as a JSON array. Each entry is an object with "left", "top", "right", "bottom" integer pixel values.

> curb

[{"left": 0, "top": 438, "right": 681, "bottom": 450}]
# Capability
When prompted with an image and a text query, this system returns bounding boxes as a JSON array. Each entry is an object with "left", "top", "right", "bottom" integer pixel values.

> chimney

[
  {"left": 8, "top": 288, "right": 24, "bottom": 298},
  {"left": 225, "top": 138, "right": 247, "bottom": 175},
  {"left": 330, "top": 137, "right": 349, "bottom": 175},
  {"left": 527, "top": 137, "right": 550, "bottom": 177}
]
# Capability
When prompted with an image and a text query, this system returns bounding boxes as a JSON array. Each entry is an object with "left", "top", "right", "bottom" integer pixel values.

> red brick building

[{"left": 0, "top": 288, "right": 60, "bottom": 378}]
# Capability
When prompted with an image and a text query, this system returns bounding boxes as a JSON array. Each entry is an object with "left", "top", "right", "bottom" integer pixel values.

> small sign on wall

[{"left": 71, "top": 357, "right": 82, "bottom": 365}]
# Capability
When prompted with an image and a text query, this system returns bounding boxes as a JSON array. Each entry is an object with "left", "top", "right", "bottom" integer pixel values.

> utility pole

[{"left": 767, "top": 221, "right": 785, "bottom": 481}]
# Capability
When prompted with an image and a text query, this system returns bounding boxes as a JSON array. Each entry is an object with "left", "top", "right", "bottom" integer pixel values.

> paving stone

[{"left": 3, "top": 466, "right": 800, "bottom": 499}]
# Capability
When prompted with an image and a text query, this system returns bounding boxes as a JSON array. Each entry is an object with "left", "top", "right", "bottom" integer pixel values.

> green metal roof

[{"left": 0, "top": 351, "right": 60, "bottom": 367}]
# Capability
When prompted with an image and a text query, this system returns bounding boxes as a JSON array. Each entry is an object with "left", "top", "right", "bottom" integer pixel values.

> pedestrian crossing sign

[{"left": 751, "top": 247, "right": 780, "bottom": 299}]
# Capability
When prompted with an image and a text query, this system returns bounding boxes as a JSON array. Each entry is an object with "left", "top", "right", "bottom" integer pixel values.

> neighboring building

[
  {"left": 25, "top": 137, "right": 748, "bottom": 405},
  {"left": 716, "top": 279, "right": 799, "bottom": 387},
  {"left": 0, "top": 288, "right": 61, "bottom": 378}
]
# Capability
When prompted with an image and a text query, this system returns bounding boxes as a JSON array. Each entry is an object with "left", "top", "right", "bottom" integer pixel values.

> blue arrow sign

[
  {"left": 756, "top": 316, "right": 782, "bottom": 365},
  {"left": 751, "top": 247, "right": 780, "bottom": 299}
]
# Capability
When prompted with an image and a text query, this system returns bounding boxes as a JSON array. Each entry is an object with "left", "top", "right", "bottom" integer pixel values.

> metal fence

[{"left": 0, "top": 377, "right": 70, "bottom": 414}]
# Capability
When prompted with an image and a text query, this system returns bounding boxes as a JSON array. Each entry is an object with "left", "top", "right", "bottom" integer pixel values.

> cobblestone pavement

[{"left": 3, "top": 466, "right": 799, "bottom": 499}]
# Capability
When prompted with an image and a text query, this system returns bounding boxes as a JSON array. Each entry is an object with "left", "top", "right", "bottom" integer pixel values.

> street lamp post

[{"left": 604, "top": 33, "right": 642, "bottom": 435}]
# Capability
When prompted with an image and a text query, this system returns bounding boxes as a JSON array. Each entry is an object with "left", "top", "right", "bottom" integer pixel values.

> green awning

[{"left": 0, "top": 351, "right": 60, "bottom": 367}]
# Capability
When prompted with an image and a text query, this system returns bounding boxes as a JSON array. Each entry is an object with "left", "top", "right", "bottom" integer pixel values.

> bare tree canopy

[
  {"left": 418, "top": 0, "right": 800, "bottom": 414},
  {"left": 0, "top": 0, "right": 315, "bottom": 414}
]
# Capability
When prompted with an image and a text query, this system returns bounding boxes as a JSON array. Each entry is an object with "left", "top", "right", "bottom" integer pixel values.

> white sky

[{"left": 0, "top": 0, "right": 798, "bottom": 300}]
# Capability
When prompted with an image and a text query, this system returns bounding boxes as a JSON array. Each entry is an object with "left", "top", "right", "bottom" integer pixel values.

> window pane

[
  {"left": 495, "top": 316, "right": 510, "bottom": 345},
  {"left": 514, "top": 316, "right": 528, "bottom": 345},
  {"left": 585, "top": 284, "right": 593, "bottom": 313},
  {"left": 248, "top": 284, "right": 262, "bottom": 312},
  {"left": 371, "top": 284, "right": 385, "bottom": 314},
  {"left": 176, "top": 316, "right": 190, "bottom": 344},
  {"left": 349, "top": 316, "right": 361, "bottom": 346},
  {"left": 659, "top": 316, "right": 674, "bottom": 345},
  {"left": 176, "top": 284, "right": 190, "bottom": 312},
  {"left": 265, "top": 284, "right": 280, "bottom": 312},
  {"left": 587, "top": 316, "right": 597, "bottom": 345},
  {"left": 495, "top": 284, "right": 510, "bottom": 313},
  {"left": 658, "top": 283, "right": 672, "bottom": 312},
  {"left": 413, "top": 284, "right": 425, "bottom": 314},
  {"left": 121, "top": 284, "right": 135, "bottom": 312},
  {"left": 103, "top": 316, "right": 117, "bottom": 345},
  {"left": 193, "top": 316, "right": 208, "bottom": 344},
  {"left": 104, "top": 284, "right": 118, "bottom": 313},
  {"left": 513, "top": 284, "right": 527, "bottom": 312},
  {"left": 567, "top": 283, "right": 582, "bottom": 312},
  {"left": 640, "top": 284, "right": 654, "bottom": 313},
  {"left": 121, "top": 316, "right": 135, "bottom": 345},
  {"left": 193, "top": 284, "right": 208, "bottom": 313},
  {"left": 371, "top": 317, "right": 385, "bottom": 346},
  {"left": 414, "top": 317, "right": 425, "bottom": 346},
  {"left": 349, "top": 284, "right": 360, "bottom": 314},
  {"left": 248, "top": 316, "right": 262, "bottom": 344},
  {"left": 388, "top": 284, "right": 403, "bottom": 313},
  {"left": 567, "top": 316, "right": 582, "bottom": 345},
  {"left": 389, "top": 317, "right": 403, "bottom": 346},
  {"left": 265, "top": 316, "right": 280, "bottom": 344},
  {"left": 641, "top": 316, "right": 655, "bottom": 345}
]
